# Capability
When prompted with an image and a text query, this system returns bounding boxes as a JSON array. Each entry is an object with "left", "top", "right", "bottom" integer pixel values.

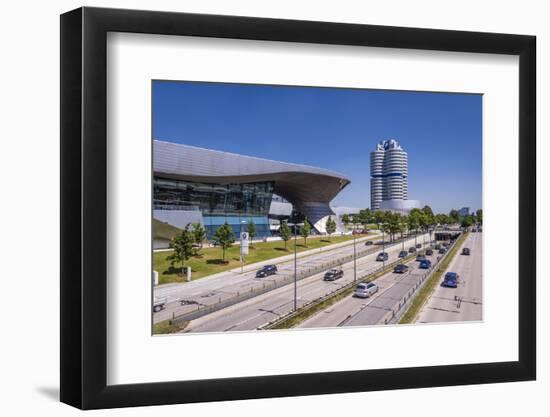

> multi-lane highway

[
  {"left": 299, "top": 249, "right": 439, "bottom": 328},
  {"left": 416, "top": 231, "right": 482, "bottom": 323},
  {"left": 182, "top": 232, "right": 432, "bottom": 332},
  {"left": 154, "top": 235, "right": 374, "bottom": 323},
  {"left": 153, "top": 231, "right": 430, "bottom": 323}
]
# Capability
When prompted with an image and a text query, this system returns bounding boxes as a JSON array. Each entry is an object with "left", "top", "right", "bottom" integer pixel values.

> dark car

[
  {"left": 408, "top": 247, "right": 416, "bottom": 253},
  {"left": 376, "top": 252, "right": 389, "bottom": 261},
  {"left": 398, "top": 250, "right": 408, "bottom": 258},
  {"left": 462, "top": 247, "right": 471, "bottom": 255},
  {"left": 419, "top": 259, "right": 432, "bottom": 269},
  {"left": 416, "top": 254, "right": 426, "bottom": 261},
  {"left": 415, "top": 243, "right": 422, "bottom": 249},
  {"left": 435, "top": 244, "right": 442, "bottom": 250},
  {"left": 438, "top": 247, "right": 447, "bottom": 254},
  {"left": 425, "top": 249, "right": 433, "bottom": 256},
  {"left": 365, "top": 240, "right": 374, "bottom": 246},
  {"left": 324, "top": 268, "right": 344, "bottom": 281},
  {"left": 394, "top": 264, "right": 409, "bottom": 273},
  {"left": 442, "top": 272, "right": 459, "bottom": 288},
  {"left": 256, "top": 265, "right": 278, "bottom": 278}
]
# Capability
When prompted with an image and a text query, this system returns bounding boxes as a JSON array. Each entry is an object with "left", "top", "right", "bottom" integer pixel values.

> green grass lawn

[
  {"left": 154, "top": 235, "right": 361, "bottom": 285},
  {"left": 153, "top": 319, "right": 188, "bottom": 334}
]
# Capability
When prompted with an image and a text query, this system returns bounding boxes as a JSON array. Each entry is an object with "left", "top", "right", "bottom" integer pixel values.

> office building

[{"left": 370, "top": 139, "right": 420, "bottom": 213}]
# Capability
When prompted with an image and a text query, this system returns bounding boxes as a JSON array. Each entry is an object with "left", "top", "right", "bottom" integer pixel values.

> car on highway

[
  {"left": 153, "top": 297, "right": 167, "bottom": 313},
  {"left": 324, "top": 268, "right": 344, "bottom": 281},
  {"left": 394, "top": 264, "right": 409, "bottom": 273},
  {"left": 365, "top": 240, "right": 374, "bottom": 246},
  {"left": 256, "top": 264, "right": 278, "bottom": 278},
  {"left": 425, "top": 249, "right": 433, "bottom": 256},
  {"left": 354, "top": 282, "right": 379, "bottom": 298},
  {"left": 376, "top": 252, "right": 389, "bottom": 261},
  {"left": 442, "top": 272, "right": 459, "bottom": 288},
  {"left": 408, "top": 247, "right": 416, "bottom": 253},
  {"left": 416, "top": 254, "right": 426, "bottom": 261},
  {"left": 398, "top": 250, "right": 408, "bottom": 258},
  {"left": 438, "top": 247, "right": 447, "bottom": 254},
  {"left": 462, "top": 247, "right": 471, "bottom": 255},
  {"left": 419, "top": 259, "right": 432, "bottom": 269},
  {"left": 415, "top": 243, "right": 422, "bottom": 249}
]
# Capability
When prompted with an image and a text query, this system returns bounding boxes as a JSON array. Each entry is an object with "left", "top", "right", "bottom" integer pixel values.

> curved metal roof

[{"left": 153, "top": 140, "right": 351, "bottom": 207}]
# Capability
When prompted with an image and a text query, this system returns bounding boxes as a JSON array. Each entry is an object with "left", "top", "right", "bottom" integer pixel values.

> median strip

[
  {"left": 398, "top": 232, "right": 469, "bottom": 324},
  {"left": 263, "top": 255, "right": 418, "bottom": 330},
  {"left": 167, "top": 236, "right": 421, "bottom": 326}
]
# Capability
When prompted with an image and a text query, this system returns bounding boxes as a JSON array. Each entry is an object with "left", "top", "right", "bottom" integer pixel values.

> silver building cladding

[
  {"left": 370, "top": 139, "right": 408, "bottom": 211},
  {"left": 153, "top": 140, "right": 350, "bottom": 241}
]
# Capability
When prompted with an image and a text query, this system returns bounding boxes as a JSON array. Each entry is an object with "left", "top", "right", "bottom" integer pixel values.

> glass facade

[{"left": 153, "top": 177, "right": 274, "bottom": 238}]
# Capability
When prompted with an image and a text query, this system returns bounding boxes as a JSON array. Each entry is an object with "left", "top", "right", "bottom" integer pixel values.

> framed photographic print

[{"left": 60, "top": 6, "right": 536, "bottom": 409}]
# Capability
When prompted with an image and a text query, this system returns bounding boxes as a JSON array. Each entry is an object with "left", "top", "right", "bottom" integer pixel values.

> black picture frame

[{"left": 60, "top": 6, "right": 536, "bottom": 410}]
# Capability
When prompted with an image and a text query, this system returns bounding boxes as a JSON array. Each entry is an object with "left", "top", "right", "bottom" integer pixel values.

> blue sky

[{"left": 153, "top": 80, "right": 482, "bottom": 214}]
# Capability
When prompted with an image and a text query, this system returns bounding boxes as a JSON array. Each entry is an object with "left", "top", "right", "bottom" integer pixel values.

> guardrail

[
  {"left": 260, "top": 237, "right": 461, "bottom": 330},
  {"left": 258, "top": 253, "right": 422, "bottom": 330},
  {"left": 168, "top": 234, "right": 432, "bottom": 326},
  {"left": 380, "top": 237, "right": 460, "bottom": 325}
]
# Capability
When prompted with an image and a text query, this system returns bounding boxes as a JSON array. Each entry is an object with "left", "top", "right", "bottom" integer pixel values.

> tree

[
  {"left": 212, "top": 222, "right": 236, "bottom": 262},
  {"left": 422, "top": 205, "right": 434, "bottom": 218},
  {"left": 357, "top": 208, "right": 372, "bottom": 230},
  {"left": 408, "top": 208, "right": 423, "bottom": 246},
  {"left": 300, "top": 218, "right": 312, "bottom": 246},
  {"left": 325, "top": 216, "right": 336, "bottom": 239},
  {"left": 435, "top": 213, "right": 450, "bottom": 226},
  {"left": 341, "top": 214, "right": 350, "bottom": 228},
  {"left": 418, "top": 210, "right": 429, "bottom": 233},
  {"left": 191, "top": 223, "right": 207, "bottom": 255},
  {"left": 247, "top": 220, "right": 257, "bottom": 248},
  {"left": 461, "top": 216, "right": 474, "bottom": 229},
  {"left": 476, "top": 209, "right": 483, "bottom": 225},
  {"left": 422, "top": 205, "right": 435, "bottom": 228},
  {"left": 373, "top": 210, "right": 386, "bottom": 227},
  {"left": 384, "top": 212, "right": 402, "bottom": 242},
  {"left": 279, "top": 220, "right": 292, "bottom": 250},
  {"left": 166, "top": 225, "right": 195, "bottom": 276},
  {"left": 449, "top": 209, "right": 460, "bottom": 224}
]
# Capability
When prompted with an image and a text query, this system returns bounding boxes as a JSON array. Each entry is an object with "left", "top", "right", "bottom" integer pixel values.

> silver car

[{"left": 354, "top": 282, "right": 379, "bottom": 298}]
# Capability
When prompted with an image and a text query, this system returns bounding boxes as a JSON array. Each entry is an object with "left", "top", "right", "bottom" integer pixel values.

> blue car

[
  {"left": 442, "top": 272, "right": 459, "bottom": 288},
  {"left": 419, "top": 259, "right": 432, "bottom": 269}
]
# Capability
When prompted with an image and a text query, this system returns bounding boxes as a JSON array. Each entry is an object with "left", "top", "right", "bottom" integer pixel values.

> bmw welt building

[{"left": 153, "top": 140, "right": 350, "bottom": 248}]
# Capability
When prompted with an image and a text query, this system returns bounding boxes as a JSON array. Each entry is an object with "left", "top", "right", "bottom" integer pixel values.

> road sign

[{"left": 240, "top": 232, "right": 249, "bottom": 255}]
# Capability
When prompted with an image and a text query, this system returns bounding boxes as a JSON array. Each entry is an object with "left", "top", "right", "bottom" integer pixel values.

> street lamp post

[
  {"left": 353, "top": 233, "right": 357, "bottom": 282},
  {"left": 239, "top": 220, "right": 247, "bottom": 273},
  {"left": 401, "top": 223, "right": 405, "bottom": 252},
  {"left": 288, "top": 222, "right": 304, "bottom": 311},
  {"left": 379, "top": 223, "right": 386, "bottom": 269}
]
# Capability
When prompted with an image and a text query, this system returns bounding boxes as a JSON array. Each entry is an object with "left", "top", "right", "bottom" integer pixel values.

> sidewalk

[{"left": 155, "top": 232, "right": 379, "bottom": 289}]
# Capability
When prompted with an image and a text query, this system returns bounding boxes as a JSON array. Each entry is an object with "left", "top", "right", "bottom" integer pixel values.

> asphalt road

[
  {"left": 298, "top": 250, "right": 439, "bottom": 328},
  {"left": 153, "top": 231, "right": 431, "bottom": 323},
  {"left": 183, "top": 232, "right": 432, "bottom": 333},
  {"left": 416, "top": 231, "right": 482, "bottom": 323}
]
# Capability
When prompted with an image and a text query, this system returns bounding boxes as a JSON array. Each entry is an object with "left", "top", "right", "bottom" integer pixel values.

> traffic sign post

[{"left": 240, "top": 231, "right": 249, "bottom": 273}]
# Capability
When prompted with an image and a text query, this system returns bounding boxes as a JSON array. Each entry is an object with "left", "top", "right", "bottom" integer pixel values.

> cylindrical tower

[
  {"left": 370, "top": 139, "right": 408, "bottom": 211},
  {"left": 370, "top": 143, "right": 384, "bottom": 211}
]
